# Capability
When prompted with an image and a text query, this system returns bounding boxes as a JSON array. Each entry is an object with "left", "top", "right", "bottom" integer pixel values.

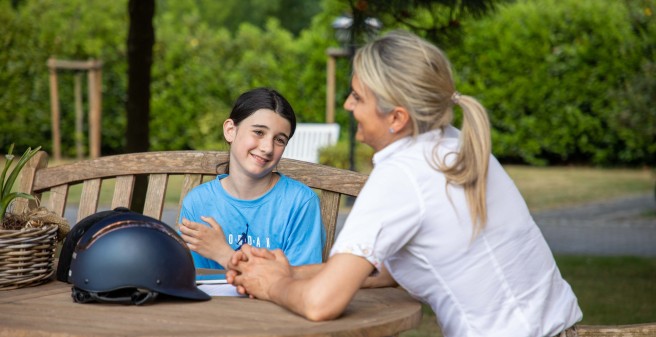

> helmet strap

[{"left": 72, "top": 286, "right": 159, "bottom": 305}]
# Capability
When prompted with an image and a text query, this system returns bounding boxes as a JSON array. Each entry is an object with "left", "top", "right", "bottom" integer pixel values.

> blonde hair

[{"left": 353, "top": 30, "right": 491, "bottom": 235}]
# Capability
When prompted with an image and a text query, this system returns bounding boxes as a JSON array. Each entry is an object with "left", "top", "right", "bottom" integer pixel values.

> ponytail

[{"left": 437, "top": 94, "right": 491, "bottom": 236}]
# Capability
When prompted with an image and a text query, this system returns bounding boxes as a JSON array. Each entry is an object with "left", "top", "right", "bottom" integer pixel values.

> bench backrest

[
  {"left": 283, "top": 123, "right": 340, "bottom": 163},
  {"left": 15, "top": 151, "right": 367, "bottom": 261}
]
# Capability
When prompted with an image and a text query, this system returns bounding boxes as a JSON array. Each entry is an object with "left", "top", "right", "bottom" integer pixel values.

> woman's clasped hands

[{"left": 226, "top": 245, "right": 293, "bottom": 300}]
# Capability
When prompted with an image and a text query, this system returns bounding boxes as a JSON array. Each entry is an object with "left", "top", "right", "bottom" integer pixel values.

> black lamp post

[
  {"left": 331, "top": 14, "right": 381, "bottom": 173},
  {"left": 332, "top": 15, "right": 354, "bottom": 51}
]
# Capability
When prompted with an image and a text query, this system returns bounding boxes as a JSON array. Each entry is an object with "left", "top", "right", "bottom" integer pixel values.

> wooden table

[{"left": 0, "top": 280, "right": 422, "bottom": 336}]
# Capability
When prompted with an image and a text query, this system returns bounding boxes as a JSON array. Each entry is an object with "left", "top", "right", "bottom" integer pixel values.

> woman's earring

[{"left": 389, "top": 128, "right": 395, "bottom": 134}]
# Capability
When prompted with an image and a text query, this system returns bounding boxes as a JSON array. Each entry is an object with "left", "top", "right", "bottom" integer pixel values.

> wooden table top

[{"left": 0, "top": 280, "right": 422, "bottom": 337}]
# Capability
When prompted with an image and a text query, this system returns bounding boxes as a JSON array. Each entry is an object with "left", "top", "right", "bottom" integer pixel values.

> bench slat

[
  {"left": 78, "top": 178, "right": 101, "bottom": 221},
  {"left": 111, "top": 175, "right": 136, "bottom": 210},
  {"left": 143, "top": 174, "right": 168, "bottom": 221},
  {"left": 47, "top": 184, "right": 69, "bottom": 218},
  {"left": 319, "top": 190, "right": 341, "bottom": 261},
  {"left": 13, "top": 151, "right": 49, "bottom": 214}
]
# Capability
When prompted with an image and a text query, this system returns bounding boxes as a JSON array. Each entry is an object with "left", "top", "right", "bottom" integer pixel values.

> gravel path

[{"left": 532, "top": 194, "right": 656, "bottom": 256}]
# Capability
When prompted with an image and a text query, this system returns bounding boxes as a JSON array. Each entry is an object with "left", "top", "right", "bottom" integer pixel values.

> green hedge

[
  {"left": 451, "top": 0, "right": 655, "bottom": 165},
  {"left": 1, "top": 0, "right": 654, "bottom": 167}
]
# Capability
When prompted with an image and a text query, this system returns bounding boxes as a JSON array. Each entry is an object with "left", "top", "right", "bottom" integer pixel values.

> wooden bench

[
  {"left": 15, "top": 151, "right": 367, "bottom": 261},
  {"left": 577, "top": 323, "right": 656, "bottom": 336}
]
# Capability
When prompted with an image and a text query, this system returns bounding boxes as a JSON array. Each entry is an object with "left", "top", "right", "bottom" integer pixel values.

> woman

[
  {"left": 178, "top": 88, "right": 325, "bottom": 271},
  {"left": 226, "top": 32, "right": 582, "bottom": 337}
]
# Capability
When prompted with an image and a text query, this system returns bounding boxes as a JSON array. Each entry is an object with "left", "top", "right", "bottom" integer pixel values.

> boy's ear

[{"left": 223, "top": 119, "right": 236, "bottom": 143}]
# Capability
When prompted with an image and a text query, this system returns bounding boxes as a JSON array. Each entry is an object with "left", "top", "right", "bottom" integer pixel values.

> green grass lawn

[
  {"left": 557, "top": 255, "right": 656, "bottom": 325},
  {"left": 505, "top": 165, "right": 654, "bottom": 212}
]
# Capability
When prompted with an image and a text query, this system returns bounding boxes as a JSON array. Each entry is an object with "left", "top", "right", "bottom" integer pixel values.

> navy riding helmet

[
  {"left": 67, "top": 210, "right": 210, "bottom": 305},
  {"left": 57, "top": 207, "right": 132, "bottom": 282}
]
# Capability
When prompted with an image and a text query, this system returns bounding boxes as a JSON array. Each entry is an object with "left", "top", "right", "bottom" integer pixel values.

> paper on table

[{"left": 197, "top": 284, "right": 245, "bottom": 297}]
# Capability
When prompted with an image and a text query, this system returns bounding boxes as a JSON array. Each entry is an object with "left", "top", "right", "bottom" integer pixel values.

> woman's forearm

[
  {"left": 269, "top": 255, "right": 373, "bottom": 321},
  {"left": 292, "top": 262, "right": 396, "bottom": 288},
  {"left": 267, "top": 276, "right": 348, "bottom": 321},
  {"left": 291, "top": 263, "right": 324, "bottom": 279}
]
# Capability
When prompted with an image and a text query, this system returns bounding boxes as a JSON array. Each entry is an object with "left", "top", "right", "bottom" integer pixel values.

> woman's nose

[{"left": 343, "top": 95, "right": 354, "bottom": 111}]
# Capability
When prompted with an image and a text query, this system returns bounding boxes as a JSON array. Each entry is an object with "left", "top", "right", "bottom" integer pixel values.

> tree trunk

[{"left": 126, "top": 0, "right": 155, "bottom": 213}]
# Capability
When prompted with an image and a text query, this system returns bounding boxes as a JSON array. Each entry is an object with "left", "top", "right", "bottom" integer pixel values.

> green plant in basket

[
  {"left": 0, "top": 144, "right": 70, "bottom": 290},
  {"left": 0, "top": 143, "right": 41, "bottom": 227}
]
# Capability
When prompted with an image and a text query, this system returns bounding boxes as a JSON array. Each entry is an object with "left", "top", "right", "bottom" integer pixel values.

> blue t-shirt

[{"left": 179, "top": 173, "right": 325, "bottom": 270}]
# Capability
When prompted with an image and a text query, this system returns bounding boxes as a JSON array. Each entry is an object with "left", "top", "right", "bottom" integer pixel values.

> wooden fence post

[
  {"left": 46, "top": 58, "right": 103, "bottom": 160},
  {"left": 47, "top": 58, "right": 62, "bottom": 162}
]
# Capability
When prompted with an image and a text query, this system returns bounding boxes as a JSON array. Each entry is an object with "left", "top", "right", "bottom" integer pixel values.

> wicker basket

[{"left": 0, "top": 224, "right": 59, "bottom": 290}]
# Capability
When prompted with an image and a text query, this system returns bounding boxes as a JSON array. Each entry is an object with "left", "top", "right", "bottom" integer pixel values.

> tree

[
  {"left": 346, "top": 0, "right": 507, "bottom": 46},
  {"left": 126, "top": 0, "right": 155, "bottom": 212},
  {"left": 157, "top": 0, "right": 320, "bottom": 36}
]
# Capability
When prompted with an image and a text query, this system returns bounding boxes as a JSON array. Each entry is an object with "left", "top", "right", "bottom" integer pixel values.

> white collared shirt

[{"left": 331, "top": 126, "right": 582, "bottom": 337}]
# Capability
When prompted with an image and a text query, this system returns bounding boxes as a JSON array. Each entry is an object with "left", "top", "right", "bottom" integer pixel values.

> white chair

[{"left": 283, "top": 123, "right": 340, "bottom": 163}]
